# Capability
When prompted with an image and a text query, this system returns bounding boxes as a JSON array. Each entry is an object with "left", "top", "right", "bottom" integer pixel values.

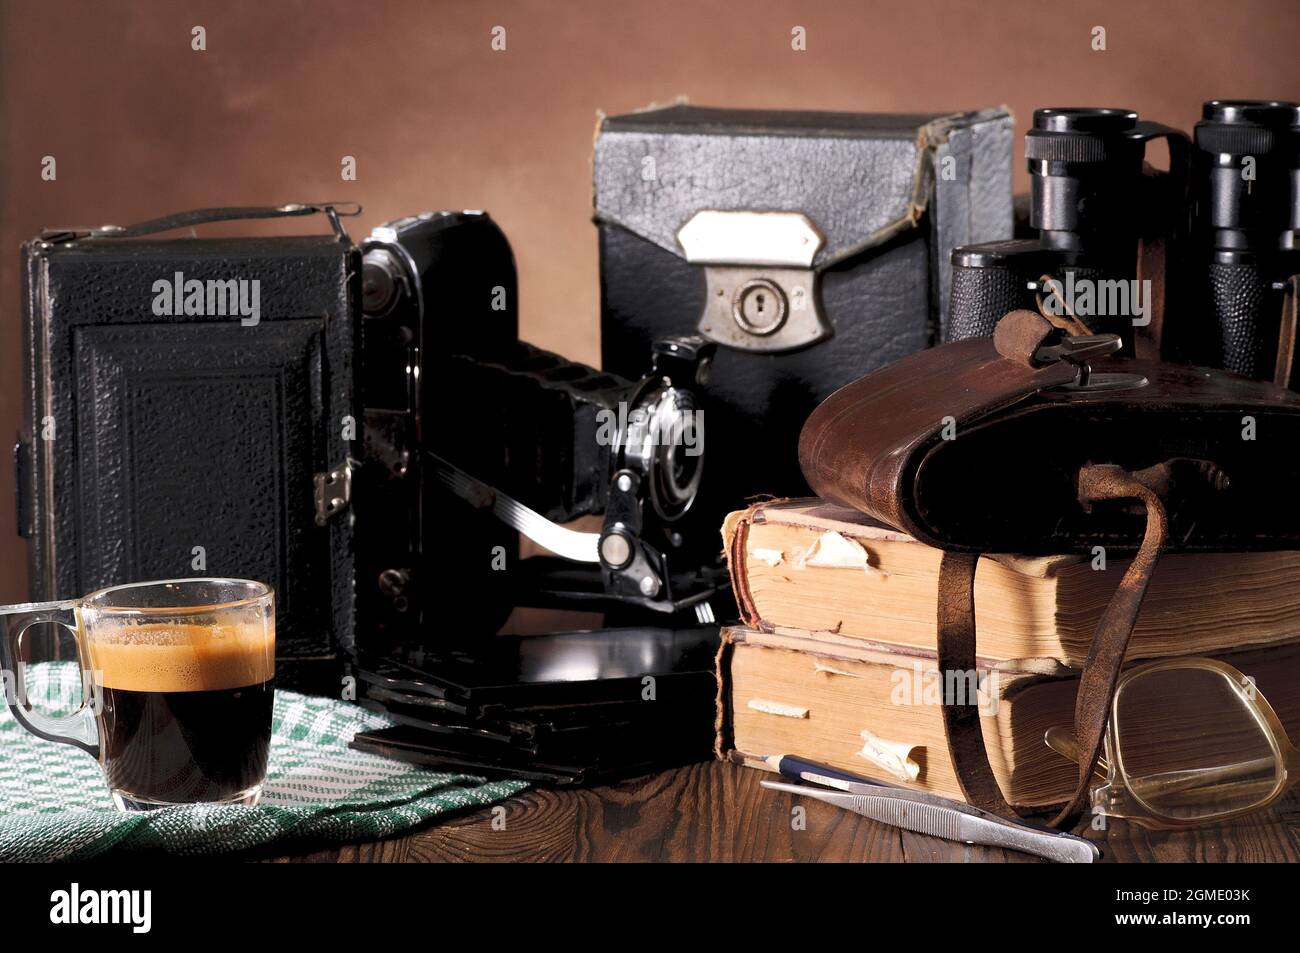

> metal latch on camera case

[
  {"left": 314, "top": 461, "right": 353, "bottom": 525},
  {"left": 676, "top": 210, "right": 829, "bottom": 353}
]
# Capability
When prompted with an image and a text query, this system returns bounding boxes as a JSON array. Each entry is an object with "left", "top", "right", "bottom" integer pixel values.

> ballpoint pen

[{"left": 760, "top": 754, "right": 1099, "bottom": 864}]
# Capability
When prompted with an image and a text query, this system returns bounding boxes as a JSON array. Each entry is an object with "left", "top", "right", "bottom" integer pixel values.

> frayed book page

[
  {"left": 812, "top": 660, "right": 863, "bottom": 678},
  {"left": 790, "top": 531, "right": 883, "bottom": 574},
  {"left": 747, "top": 698, "right": 809, "bottom": 718},
  {"left": 855, "top": 729, "right": 920, "bottom": 782}
]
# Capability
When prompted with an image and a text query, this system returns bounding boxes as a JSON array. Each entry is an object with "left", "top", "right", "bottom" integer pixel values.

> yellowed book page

[
  {"left": 732, "top": 502, "right": 1300, "bottom": 665},
  {"left": 726, "top": 638, "right": 1078, "bottom": 807},
  {"left": 740, "top": 519, "right": 1060, "bottom": 660}
]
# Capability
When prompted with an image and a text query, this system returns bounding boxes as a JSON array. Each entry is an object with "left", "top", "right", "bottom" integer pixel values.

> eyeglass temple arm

[
  {"left": 1044, "top": 725, "right": 1109, "bottom": 777},
  {"left": 1121, "top": 759, "right": 1277, "bottom": 799},
  {"left": 1048, "top": 724, "right": 1291, "bottom": 801}
]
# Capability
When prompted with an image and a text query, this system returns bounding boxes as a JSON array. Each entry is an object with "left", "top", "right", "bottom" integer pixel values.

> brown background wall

[{"left": 1, "top": 0, "right": 1297, "bottom": 603}]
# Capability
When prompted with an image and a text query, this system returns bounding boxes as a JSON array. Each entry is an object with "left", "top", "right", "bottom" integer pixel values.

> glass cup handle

[{"left": 0, "top": 600, "right": 99, "bottom": 758}]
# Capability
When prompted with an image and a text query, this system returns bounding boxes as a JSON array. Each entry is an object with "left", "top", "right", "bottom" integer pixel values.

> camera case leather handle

[{"left": 39, "top": 203, "right": 361, "bottom": 243}]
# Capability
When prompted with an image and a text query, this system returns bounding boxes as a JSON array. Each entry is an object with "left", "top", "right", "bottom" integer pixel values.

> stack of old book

[{"left": 716, "top": 499, "right": 1300, "bottom": 810}]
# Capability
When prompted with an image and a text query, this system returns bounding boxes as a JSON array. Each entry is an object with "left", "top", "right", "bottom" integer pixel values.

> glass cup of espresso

[{"left": 0, "top": 578, "right": 275, "bottom": 811}]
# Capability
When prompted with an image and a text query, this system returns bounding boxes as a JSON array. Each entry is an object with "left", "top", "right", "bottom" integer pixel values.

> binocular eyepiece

[
  {"left": 1026, "top": 107, "right": 1184, "bottom": 252},
  {"left": 1193, "top": 100, "right": 1300, "bottom": 249}
]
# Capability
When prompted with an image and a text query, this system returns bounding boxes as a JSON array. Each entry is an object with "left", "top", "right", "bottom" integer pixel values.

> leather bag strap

[
  {"left": 937, "top": 550, "right": 1018, "bottom": 817},
  {"left": 1050, "top": 463, "right": 1169, "bottom": 829},
  {"left": 1134, "top": 236, "right": 1167, "bottom": 360},
  {"left": 1275, "top": 275, "right": 1298, "bottom": 390},
  {"left": 936, "top": 462, "right": 1171, "bottom": 829}
]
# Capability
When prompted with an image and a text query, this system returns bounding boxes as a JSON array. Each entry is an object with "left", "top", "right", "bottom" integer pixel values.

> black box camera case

[{"left": 594, "top": 105, "right": 1015, "bottom": 533}]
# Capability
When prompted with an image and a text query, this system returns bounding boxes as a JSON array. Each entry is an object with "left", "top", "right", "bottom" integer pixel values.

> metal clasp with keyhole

[{"left": 733, "top": 279, "right": 788, "bottom": 336}]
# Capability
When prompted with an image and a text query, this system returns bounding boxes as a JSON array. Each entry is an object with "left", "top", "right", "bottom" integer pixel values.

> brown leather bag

[{"left": 798, "top": 309, "right": 1300, "bottom": 828}]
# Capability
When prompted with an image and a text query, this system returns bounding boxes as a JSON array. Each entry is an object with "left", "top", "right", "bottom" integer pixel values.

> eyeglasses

[{"left": 1045, "top": 657, "right": 1300, "bottom": 829}]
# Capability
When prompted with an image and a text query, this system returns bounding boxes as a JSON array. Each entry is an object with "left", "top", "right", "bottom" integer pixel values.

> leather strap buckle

[
  {"left": 1032, "top": 332, "right": 1120, "bottom": 368},
  {"left": 1035, "top": 332, "right": 1149, "bottom": 393}
]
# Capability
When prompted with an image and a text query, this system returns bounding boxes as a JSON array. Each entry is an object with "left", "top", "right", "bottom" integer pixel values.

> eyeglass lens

[{"left": 1113, "top": 666, "right": 1282, "bottom": 821}]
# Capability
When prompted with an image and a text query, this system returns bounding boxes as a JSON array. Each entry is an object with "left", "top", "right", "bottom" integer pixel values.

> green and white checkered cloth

[{"left": 0, "top": 663, "right": 528, "bottom": 861}]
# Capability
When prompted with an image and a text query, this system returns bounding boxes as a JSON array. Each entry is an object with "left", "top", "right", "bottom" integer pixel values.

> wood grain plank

[
  {"left": 1094, "top": 788, "right": 1300, "bottom": 863},
  {"left": 266, "top": 760, "right": 1299, "bottom": 863}
]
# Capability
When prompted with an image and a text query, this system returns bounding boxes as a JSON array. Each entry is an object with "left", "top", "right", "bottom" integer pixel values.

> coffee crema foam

[{"left": 86, "top": 622, "right": 275, "bottom": 693}]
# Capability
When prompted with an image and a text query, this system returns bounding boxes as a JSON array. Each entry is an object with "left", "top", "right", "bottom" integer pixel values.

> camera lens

[
  {"left": 622, "top": 385, "right": 703, "bottom": 523},
  {"left": 362, "top": 249, "right": 407, "bottom": 316}
]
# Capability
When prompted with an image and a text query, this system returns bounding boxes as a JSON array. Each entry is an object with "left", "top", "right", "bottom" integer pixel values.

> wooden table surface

[{"left": 268, "top": 759, "right": 1300, "bottom": 863}]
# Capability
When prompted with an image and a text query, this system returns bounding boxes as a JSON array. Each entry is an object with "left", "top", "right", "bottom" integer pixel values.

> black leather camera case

[
  {"left": 17, "top": 206, "right": 360, "bottom": 689},
  {"left": 594, "top": 105, "right": 1015, "bottom": 532}
]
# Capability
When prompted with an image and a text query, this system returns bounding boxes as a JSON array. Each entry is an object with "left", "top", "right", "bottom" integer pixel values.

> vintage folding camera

[
  {"left": 356, "top": 211, "right": 726, "bottom": 649},
  {"left": 17, "top": 204, "right": 725, "bottom": 689}
]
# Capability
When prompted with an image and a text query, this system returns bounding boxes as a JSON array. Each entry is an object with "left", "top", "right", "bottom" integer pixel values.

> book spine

[
  {"left": 721, "top": 505, "right": 763, "bottom": 627},
  {"left": 712, "top": 628, "right": 739, "bottom": 761}
]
